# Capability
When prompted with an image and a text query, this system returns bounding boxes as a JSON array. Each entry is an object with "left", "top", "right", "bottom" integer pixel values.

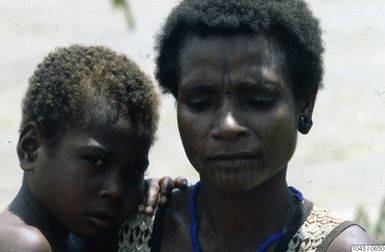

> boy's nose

[{"left": 99, "top": 175, "right": 124, "bottom": 202}]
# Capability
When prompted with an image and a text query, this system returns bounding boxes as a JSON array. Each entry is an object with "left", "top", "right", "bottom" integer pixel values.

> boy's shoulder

[{"left": 0, "top": 210, "right": 51, "bottom": 252}]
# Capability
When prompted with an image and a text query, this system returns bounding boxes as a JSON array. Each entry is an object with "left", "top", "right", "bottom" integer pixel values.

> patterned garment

[
  {"left": 118, "top": 203, "right": 352, "bottom": 252},
  {"left": 287, "top": 205, "right": 345, "bottom": 252},
  {"left": 119, "top": 213, "right": 154, "bottom": 252}
]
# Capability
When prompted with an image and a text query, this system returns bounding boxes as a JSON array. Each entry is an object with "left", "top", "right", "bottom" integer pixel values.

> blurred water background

[{"left": 1, "top": 0, "right": 384, "bottom": 224}]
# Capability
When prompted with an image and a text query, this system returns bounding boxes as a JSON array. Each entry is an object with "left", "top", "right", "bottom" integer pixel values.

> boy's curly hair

[
  {"left": 21, "top": 45, "right": 159, "bottom": 145},
  {"left": 155, "top": 0, "right": 324, "bottom": 101}
]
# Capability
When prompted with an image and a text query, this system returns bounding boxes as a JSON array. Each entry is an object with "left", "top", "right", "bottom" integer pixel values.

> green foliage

[
  {"left": 355, "top": 205, "right": 371, "bottom": 231},
  {"left": 112, "top": 0, "right": 127, "bottom": 8},
  {"left": 111, "top": 0, "right": 135, "bottom": 30},
  {"left": 374, "top": 199, "right": 385, "bottom": 242},
  {"left": 354, "top": 198, "right": 385, "bottom": 242}
]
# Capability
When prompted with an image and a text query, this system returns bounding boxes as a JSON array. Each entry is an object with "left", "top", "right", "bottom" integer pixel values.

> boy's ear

[{"left": 17, "top": 122, "right": 43, "bottom": 171}]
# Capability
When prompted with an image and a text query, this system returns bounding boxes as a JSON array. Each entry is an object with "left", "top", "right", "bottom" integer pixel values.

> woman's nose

[{"left": 211, "top": 110, "right": 249, "bottom": 141}]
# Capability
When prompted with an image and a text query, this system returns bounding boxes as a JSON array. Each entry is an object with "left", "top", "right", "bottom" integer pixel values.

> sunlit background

[{"left": 1, "top": 0, "right": 385, "bottom": 236}]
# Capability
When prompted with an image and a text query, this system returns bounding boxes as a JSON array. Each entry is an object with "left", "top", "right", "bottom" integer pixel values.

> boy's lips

[{"left": 85, "top": 210, "right": 117, "bottom": 229}]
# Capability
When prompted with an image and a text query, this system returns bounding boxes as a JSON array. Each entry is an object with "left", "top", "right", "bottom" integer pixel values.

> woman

[{"left": 120, "top": 0, "right": 377, "bottom": 251}]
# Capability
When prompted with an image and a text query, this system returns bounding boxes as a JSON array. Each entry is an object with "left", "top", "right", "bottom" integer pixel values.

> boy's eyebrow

[{"left": 81, "top": 139, "right": 115, "bottom": 154}]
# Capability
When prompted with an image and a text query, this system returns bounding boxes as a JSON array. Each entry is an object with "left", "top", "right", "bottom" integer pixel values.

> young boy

[{"left": 0, "top": 45, "right": 177, "bottom": 251}]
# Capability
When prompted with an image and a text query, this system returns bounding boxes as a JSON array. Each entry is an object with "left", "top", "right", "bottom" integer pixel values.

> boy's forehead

[{"left": 58, "top": 125, "right": 150, "bottom": 153}]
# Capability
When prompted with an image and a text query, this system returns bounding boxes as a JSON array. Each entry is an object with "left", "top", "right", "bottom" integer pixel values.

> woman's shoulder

[
  {"left": 153, "top": 186, "right": 192, "bottom": 228},
  {"left": 288, "top": 203, "right": 377, "bottom": 252},
  {"left": 150, "top": 187, "right": 192, "bottom": 252},
  {"left": 0, "top": 210, "right": 51, "bottom": 252},
  {"left": 118, "top": 188, "right": 192, "bottom": 252},
  {"left": 163, "top": 186, "right": 192, "bottom": 229},
  {"left": 167, "top": 186, "right": 191, "bottom": 212},
  {"left": 326, "top": 225, "right": 377, "bottom": 252}
]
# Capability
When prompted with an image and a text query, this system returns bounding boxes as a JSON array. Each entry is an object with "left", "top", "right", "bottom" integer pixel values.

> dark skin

[
  {"left": 0, "top": 121, "right": 187, "bottom": 252},
  {"left": 159, "top": 33, "right": 376, "bottom": 252}
]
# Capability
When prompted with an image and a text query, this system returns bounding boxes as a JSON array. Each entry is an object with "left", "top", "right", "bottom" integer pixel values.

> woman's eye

[
  {"left": 187, "top": 99, "right": 213, "bottom": 112},
  {"left": 246, "top": 97, "right": 275, "bottom": 109}
]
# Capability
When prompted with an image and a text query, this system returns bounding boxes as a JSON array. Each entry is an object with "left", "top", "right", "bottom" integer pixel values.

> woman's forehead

[
  {"left": 179, "top": 33, "right": 288, "bottom": 70},
  {"left": 178, "top": 33, "right": 290, "bottom": 91}
]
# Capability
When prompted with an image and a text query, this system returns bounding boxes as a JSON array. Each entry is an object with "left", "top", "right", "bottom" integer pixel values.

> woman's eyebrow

[
  {"left": 179, "top": 82, "right": 218, "bottom": 95},
  {"left": 237, "top": 79, "right": 280, "bottom": 92}
]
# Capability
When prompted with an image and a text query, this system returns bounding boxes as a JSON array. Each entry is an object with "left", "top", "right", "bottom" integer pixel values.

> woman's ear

[
  {"left": 297, "top": 91, "right": 317, "bottom": 134},
  {"left": 17, "top": 122, "right": 43, "bottom": 171}
]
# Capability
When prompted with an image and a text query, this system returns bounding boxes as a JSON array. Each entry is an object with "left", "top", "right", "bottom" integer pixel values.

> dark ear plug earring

[
  {"left": 27, "top": 152, "right": 36, "bottom": 161},
  {"left": 298, "top": 116, "right": 313, "bottom": 134}
]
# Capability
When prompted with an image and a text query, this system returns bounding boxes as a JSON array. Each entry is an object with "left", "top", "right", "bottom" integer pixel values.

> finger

[
  {"left": 173, "top": 176, "right": 188, "bottom": 190},
  {"left": 143, "top": 178, "right": 160, "bottom": 215},
  {"left": 158, "top": 176, "right": 174, "bottom": 205}
]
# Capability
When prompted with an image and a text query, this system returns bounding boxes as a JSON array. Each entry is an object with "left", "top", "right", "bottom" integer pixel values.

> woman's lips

[
  {"left": 210, "top": 152, "right": 257, "bottom": 159},
  {"left": 208, "top": 152, "right": 259, "bottom": 170}
]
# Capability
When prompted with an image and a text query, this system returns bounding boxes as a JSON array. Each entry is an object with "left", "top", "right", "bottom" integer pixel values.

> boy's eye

[
  {"left": 130, "top": 159, "right": 148, "bottom": 173},
  {"left": 125, "top": 166, "right": 147, "bottom": 184},
  {"left": 132, "top": 161, "right": 149, "bottom": 176},
  {"left": 84, "top": 155, "right": 108, "bottom": 171},
  {"left": 126, "top": 172, "right": 144, "bottom": 184}
]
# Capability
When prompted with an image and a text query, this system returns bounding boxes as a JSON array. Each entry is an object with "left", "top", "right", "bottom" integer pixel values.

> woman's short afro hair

[
  {"left": 155, "top": 0, "right": 324, "bottom": 101},
  {"left": 21, "top": 45, "right": 159, "bottom": 145}
]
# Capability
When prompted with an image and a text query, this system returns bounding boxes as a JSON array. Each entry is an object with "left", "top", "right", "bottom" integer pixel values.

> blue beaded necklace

[{"left": 188, "top": 181, "right": 303, "bottom": 252}]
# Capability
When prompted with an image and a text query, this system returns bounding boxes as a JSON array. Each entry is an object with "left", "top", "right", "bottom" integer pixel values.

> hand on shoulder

[
  {"left": 327, "top": 225, "right": 378, "bottom": 252},
  {"left": 0, "top": 211, "right": 51, "bottom": 252}
]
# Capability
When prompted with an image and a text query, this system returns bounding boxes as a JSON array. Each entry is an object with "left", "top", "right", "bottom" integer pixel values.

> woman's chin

[
  {"left": 202, "top": 171, "right": 264, "bottom": 194},
  {"left": 200, "top": 166, "right": 282, "bottom": 194}
]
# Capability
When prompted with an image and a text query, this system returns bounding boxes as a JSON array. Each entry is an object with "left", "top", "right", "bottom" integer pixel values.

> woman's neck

[
  {"left": 197, "top": 168, "right": 293, "bottom": 240},
  {"left": 8, "top": 182, "right": 69, "bottom": 250}
]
